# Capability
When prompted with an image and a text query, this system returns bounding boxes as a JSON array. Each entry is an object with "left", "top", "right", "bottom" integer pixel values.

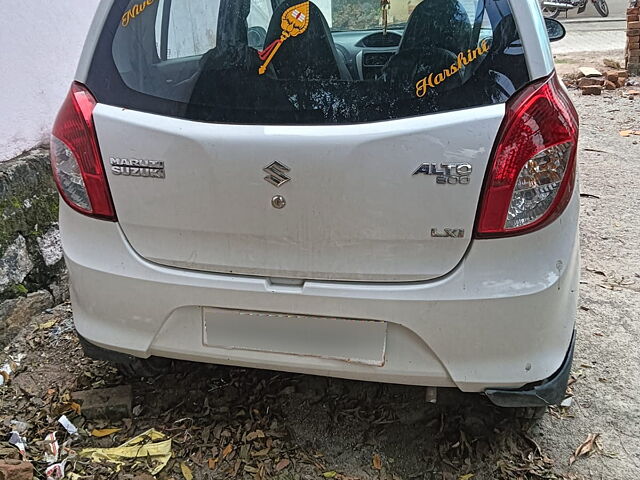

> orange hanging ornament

[{"left": 258, "top": 1, "right": 310, "bottom": 75}]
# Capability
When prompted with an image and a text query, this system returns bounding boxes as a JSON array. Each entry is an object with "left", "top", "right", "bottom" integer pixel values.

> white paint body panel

[
  {"left": 95, "top": 104, "right": 504, "bottom": 282},
  {"left": 508, "top": 0, "right": 555, "bottom": 79},
  {"left": 61, "top": 188, "right": 579, "bottom": 390}
]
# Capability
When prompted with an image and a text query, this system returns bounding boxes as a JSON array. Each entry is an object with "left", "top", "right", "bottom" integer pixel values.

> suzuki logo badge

[{"left": 263, "top": 161, "right": 291, "bottom": 187}]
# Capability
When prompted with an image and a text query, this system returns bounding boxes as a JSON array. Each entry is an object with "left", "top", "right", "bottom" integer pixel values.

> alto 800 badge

[{"left": 413, "top": 163, "right": 472, "bottom": 185}]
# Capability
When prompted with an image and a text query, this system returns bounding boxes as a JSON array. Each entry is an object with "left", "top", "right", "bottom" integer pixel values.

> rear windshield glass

[{"left": 87, "top": 0, "right": 530, "bottom": 125}]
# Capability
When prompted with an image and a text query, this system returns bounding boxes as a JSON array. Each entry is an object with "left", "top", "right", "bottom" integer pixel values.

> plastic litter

[
  {"left": 45, "top": 460, "right": 66, "bottom": 480},
  {"left": 9, "top": 431, "right": 27, "bottom": 458},
  {"left": 43, "top": 432, "right": 60, "bottom": 464},
  {"left": 0, "top": 354, "right": 25, "bottom": 386},
  {"left": 9, "top": 420, "right": 30, "bottom": 433},
  {"left": 58, "top": 415, "right": 78, "bottom": 436},
  {"left": 79, "top": 428, "right": 172, "bottom": 475}
]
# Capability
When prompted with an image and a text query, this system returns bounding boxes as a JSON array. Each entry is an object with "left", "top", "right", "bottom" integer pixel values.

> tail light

[
  {"left": 475, "top": 74, "right": 578, "bottom": 237},
  {"left": 50, "top": 82, "right": 116, "bottom": 220}
]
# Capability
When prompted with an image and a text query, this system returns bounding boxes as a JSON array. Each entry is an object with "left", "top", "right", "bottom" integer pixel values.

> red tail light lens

[
  {"left": 50, "top": 82, "right": 116, "bottom": 220},
  {"left": 475, "top": 74, "right": 579, "bottom": 237}
]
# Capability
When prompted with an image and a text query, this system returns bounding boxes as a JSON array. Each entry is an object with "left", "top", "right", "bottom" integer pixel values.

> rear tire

[
  {"left": 514, "top": 406, "right": 547, "bottom": 420},
  {"left": 116, "top": 356, "right": 172, "bottom": 378},
  {"left": 541, "top": 6, "right": 561, "bottom": 18},
  {"left": 593, "top": 0, "right": 609, "bottom": 17}
]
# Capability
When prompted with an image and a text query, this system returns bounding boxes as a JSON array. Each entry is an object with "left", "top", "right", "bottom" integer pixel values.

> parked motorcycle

[{"left": 540, "top": 0, "right": 609, "bottom": 19}]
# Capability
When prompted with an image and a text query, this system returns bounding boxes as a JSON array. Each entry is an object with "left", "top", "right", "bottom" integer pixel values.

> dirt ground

[{"left": 1, "top": 60, "right": 639, "bottom": 480}]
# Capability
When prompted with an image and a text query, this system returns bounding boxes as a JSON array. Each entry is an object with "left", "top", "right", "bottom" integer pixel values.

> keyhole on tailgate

[{"left": 272, "top": 195, "right": 286, "bottom": 209}]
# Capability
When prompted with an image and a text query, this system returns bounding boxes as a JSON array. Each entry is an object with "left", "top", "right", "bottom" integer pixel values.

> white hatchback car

[{"left": 52, "top": 0, "right": 578, "bottom": 408}]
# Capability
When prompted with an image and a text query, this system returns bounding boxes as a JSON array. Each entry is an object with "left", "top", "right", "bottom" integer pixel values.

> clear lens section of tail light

[
  {"left": 505, "top": 142, "right": 571, "bottom": 229},
  {"left": 50, "top": 135, "right": 92, "bottom": 212}
]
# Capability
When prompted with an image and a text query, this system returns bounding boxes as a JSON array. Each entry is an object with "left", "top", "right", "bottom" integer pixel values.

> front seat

[
  {"left": 262, "top": 0, "right": 351, "bottom": 80},
  {"left": 382, "top": 0, "right": 473, "bottom": 93},
  {"left": 187, "top": 0, "right": 295, "bottom": 123}
]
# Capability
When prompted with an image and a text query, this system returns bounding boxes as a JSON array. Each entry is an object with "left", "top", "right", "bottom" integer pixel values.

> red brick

[
  {"left": 581, "top": 85, "right": 602, "bottom": 95},
  {"left": 604, "top": 80, "right": 617, "bottom": 90},
  {"left": 628, "top": 21, "right": 640, "bottom": 29},
  {"left": 628, "top": 29, "right": 640, "bottom": 37},
  {"left": 628, "top": 7, "right": 640, "bottom": 15},
  {"left": 578, "top": 77, "right": 604, "bottom": 87},
  {"left": 605, "top": 71, "right": 619, "bottom": 82},
  {"left": 0, "top": 459, "right": 33, "bottom": 480},
  {"left": 628, "top": 36, "right": 640, "bottom": 45},
  {"left": 628, "top": 15, "right": 640, "bottom": 22}
]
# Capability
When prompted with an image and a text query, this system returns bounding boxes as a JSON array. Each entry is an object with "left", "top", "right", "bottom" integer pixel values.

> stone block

[
  {"left": 605, "top": 71, "right": 619, "bottom": 82},
  {"left": 578, "top": 67, "right": 602, "bottom": 77},
  {"left": 581, "top": 85, "right": 602, "bottom": 95},
  {"left": 0, "top": 459, "right": 33, "bottom": 480},
  {"left": 73, "top": 385, "right": 133, "bottom": 420},
  {"left": 604, "top": 80, "right": 617, "bottom": 90},
  {"left": 578, "top": 77, "right": 604, "bottom": 88},
  {"left": 0, "top": 290, "right": 53, "bottom": 346}
]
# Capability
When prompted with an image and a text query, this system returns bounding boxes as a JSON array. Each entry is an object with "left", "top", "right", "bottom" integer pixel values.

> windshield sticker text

[
  {"left": 121, "top": 0, "right": 155, "bottom": 27},
  {"left": 415, "top": 40, "right": 490, "bottom": 98},
  {"left": 258, "top": 2, "right": 310, "bottom": 74}
]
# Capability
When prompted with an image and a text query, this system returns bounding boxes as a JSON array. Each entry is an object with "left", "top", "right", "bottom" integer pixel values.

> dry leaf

[
  {"left": 459, "top": 475, "right": 475, "bottom": 480},
  {"left": 323, "top": 472, "right": 338, "bottom": 478},
  {"left": 275, "top": 459, "right": 290, "bottom": 471},
  {"left": 619, "top": 130, "right": 640, "bottom": 137},
  {"left": 207, "top": 458, "right": 218, "bottom": 470},
  {"left": 372, "top": 454, "right": 382, "bottom": 470},
  {"left": 38, "top": 320, "right": 58, "bottom": 330},
  {"left": 222, "top": 443, "right": 233, "bottom": 458},
  {"left": 90, "top": 428, "right": 121, "bottom": 437},
  {"left": 246, "top": 430, "right": 266, "bottom": 441},
  {"left": 252, "top": 447, "right": 270, "bottom": 457},
  {"left": 569, "top": 433, "right": 601, "bottom": 465},
  {"left": 180, "top": 462, "right": 193, "bottom": 480}
]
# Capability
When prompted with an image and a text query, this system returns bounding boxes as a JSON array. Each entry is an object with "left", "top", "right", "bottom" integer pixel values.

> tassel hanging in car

[{"left": 381, "top": 0, "right": 391, "bottom": 35}]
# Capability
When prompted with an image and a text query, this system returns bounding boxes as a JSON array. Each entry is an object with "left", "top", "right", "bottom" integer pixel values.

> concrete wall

[{"left": 0, "top": 0, "right": 100, "bottom": 162}]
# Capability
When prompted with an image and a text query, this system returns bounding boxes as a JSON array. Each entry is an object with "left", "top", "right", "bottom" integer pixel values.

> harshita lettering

[{"left": 415, "top": 40, "right": 490, "bottom": 98}]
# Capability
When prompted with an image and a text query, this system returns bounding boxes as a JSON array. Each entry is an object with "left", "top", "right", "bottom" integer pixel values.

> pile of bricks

[
  {"left": 579, "top": 69, "right": 629, "bottom": 95},
  {"left": 627, "top": 4, "right": 640, "bottom": 75}
]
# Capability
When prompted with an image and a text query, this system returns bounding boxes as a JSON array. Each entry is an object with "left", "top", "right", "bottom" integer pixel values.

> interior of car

[{"left": 106, "top": 0, "right": 527, "bottom": 124}]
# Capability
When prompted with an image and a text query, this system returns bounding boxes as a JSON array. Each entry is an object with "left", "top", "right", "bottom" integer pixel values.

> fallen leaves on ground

[
  {"left": 180, "top": 462, "right": 194, "bottom": 480},
  {"left": 90, "top": 427, "right": 121, "bottom": 437},
  {"left": 569, "top": 433, "right": 602, "bottom": 465}
]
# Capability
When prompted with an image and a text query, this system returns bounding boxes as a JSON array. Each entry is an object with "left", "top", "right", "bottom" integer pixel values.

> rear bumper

[
  {"left": 486, "top": 330, "right": 575, "bottom": 407},
  {"left": 60, "top": 189, "right": 579, "bottom": 392}
]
